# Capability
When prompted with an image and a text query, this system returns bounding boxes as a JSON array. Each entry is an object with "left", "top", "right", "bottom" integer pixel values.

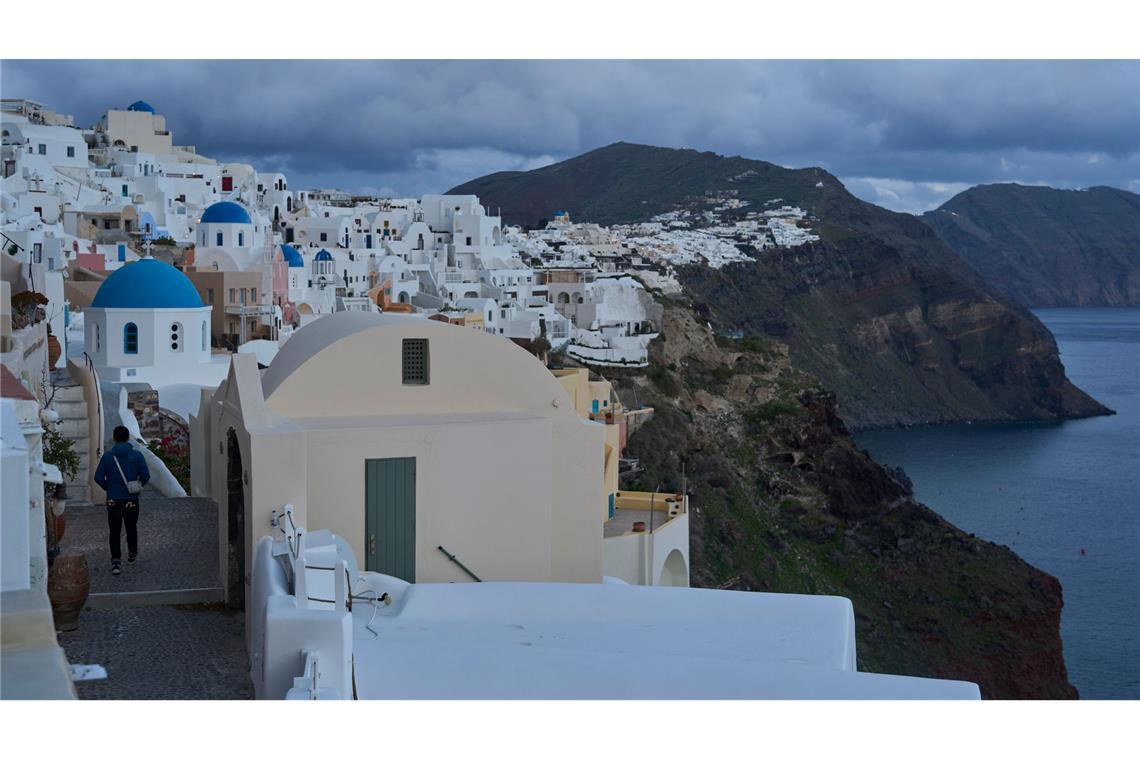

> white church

[{"left": 83, "top": 258, "right": 226, "bottom": 386}]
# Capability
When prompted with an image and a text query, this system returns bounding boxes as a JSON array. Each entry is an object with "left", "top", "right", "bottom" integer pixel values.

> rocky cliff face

[
  {"left": 921, "top": 184, "right": 1140, "bottom": 307},
  {"left": 608, "top": 305, "right": 1077, "bottom": 698},
  {"left": 679, "top": 236, "right": 1109, "bottom": 429},
  {"left": 452, "top": 142, "right": 1109, "bottom": 429}
]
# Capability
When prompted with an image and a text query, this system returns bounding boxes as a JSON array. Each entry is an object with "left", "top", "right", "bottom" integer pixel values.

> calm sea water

[{"left": 857, "top": 307, "right": 1140, "bottom": 699}]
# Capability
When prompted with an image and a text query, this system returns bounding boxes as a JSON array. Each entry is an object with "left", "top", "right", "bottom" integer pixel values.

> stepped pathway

[
  {"left": 54, "top": 497, "right": 253, "bottom": 699},
  {"left": 49, "top": 371, "right": 92, "bottom": 503}
]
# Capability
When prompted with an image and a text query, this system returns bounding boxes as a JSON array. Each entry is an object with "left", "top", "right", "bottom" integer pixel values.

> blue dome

[
  {"left": 280, "top": 244, "right": 304, "bottom": 268},
  {"left": 200, "top": 201, "right": 252, "bottom": 225},
  {"left": 314, "top": 249, "right": 333, "bottom": 261},
  {"left": 127, "top": 100, "right": 156, "bottom": 113},
  {"left": 92, "top": 259, "right": 204, "bottom": 309}
]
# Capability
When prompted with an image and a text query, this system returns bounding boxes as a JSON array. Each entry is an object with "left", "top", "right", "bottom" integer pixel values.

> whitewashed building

[{"left": 83, "top": 258, "right": 222, "bottom": 385}]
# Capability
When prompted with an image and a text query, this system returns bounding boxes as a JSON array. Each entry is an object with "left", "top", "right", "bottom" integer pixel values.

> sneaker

[
  {"left": 128, "top": 552, "right": 137, "bottom": 563},
  {"left": 111, "top": 563, "right": 122, "bottom": 576}
]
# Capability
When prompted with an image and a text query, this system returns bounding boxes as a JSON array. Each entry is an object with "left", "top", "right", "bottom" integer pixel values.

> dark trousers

[{"left": 107, "top": 498, "right": 140, "bottom": 562}]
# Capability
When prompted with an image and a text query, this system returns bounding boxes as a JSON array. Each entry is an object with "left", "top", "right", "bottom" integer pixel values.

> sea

[{"left": 856, "top": 307, "right": 1140, "bottom": 699}]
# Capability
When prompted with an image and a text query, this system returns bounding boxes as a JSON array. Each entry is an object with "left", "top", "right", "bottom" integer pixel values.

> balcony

[{"left": 603, "top": 491, "right": 686, "bottom": 538}]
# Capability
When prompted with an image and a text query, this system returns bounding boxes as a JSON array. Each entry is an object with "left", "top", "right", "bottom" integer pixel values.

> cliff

[
  {"left": 452, "top": 142, "right": 1109, "bottom": 429},
  {"left": 921, "top": 184, "right": 1140, "bottom": 308},
  {"left": 678, "top": 238, "right": 1109, "bottom": 429},
  {"left": 606, "top": 304, "right": 1078, "bottom": 699}
]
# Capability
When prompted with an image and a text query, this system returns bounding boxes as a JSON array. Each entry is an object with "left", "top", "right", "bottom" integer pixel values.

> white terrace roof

[{"left": 349, "top": 581, "right": 980, "bottom": 700}]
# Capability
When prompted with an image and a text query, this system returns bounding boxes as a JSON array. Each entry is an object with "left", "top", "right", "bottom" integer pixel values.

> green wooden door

[{"left": 365, "top": 457, "right": 416, "bottom": 581}]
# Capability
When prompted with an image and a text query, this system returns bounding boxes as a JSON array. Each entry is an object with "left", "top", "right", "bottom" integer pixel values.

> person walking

[{"left": 94, "top": 426, "right": 151, "bottom": 575}]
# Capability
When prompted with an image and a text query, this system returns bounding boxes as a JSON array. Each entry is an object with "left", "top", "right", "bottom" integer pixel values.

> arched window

[
  {"left": 170, "top": 322, "right": 182, "bottom": 352},
  {"left": 123, "top": 322, "right": 138, "bottom": 354},
  {"left": 201, "top": 320, "right": 208, "bottom": 351},
  {"left": 557, "top": 292, "right": 570, "bottom": 304}
]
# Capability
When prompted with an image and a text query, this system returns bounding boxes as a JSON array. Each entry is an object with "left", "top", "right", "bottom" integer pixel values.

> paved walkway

[
  {"left": 57, "top": 604, "right": 253, "bottom": 700},
  {"left": 60, "top": 496, "right": 219, "bottom": 593},
  {"left": 54, "top": 496, "right": 253, "bottom": 699}
]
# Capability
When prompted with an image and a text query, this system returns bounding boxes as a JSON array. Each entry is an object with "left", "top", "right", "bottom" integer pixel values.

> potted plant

[
  {"left": 10, "top": 290, "right": 48, "bottom": 330},
  {"left": 43, "top": 427, "right": 80, "bottom": 501},
  {"left": 46, "top": 324, "right": 62, "bottom": 367}
]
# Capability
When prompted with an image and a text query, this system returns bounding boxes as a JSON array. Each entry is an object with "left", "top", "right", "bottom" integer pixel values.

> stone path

[
  {"left": 60, "top": 496, "right": 219, "bottom": 593},
  {"left": 57, "top": 604, "right": 253, "bottom": 700},
  {"left": 54, "top": 496, "right": 253, "bottom": 699}
]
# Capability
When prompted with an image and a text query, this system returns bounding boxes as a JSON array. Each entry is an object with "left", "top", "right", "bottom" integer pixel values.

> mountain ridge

[
  {"left": 450, "top": 142, "right": 1109, "bottom": 429},
  {"left": 919, "top": 182, "right": 1140, "bottom": 307}
]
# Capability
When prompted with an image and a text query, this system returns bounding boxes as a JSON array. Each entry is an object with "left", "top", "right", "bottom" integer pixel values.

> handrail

[{"left": 437, "top": 545, "right": 481, "bottom": 582}]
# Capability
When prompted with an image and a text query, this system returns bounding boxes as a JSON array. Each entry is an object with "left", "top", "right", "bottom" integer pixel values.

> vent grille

[{"left": 402, "top": 338, "right": 429, "bottom": 385}]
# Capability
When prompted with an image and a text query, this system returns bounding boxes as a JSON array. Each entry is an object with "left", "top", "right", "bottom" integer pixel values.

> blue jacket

[{"left": 95, "top": 442, "right": 151, "bottom": 501}]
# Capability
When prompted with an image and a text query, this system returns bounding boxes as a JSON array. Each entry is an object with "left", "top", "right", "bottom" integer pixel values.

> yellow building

[{"left": 553, "top": 368, "right": 689, "bottom": 586}]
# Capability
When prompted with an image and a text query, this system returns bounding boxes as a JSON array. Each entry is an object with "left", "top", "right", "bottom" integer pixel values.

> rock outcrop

[{"left": 610, "top": 305, "right": 1078, "bottom": 699}]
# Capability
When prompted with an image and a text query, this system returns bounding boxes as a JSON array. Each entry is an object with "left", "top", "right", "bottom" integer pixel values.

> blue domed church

[
  {"left": 85, "top": 259, "right": 215, "bottom": 384},
  {"left": 194, "top": 201, "right": 262, "bottom": 272}
]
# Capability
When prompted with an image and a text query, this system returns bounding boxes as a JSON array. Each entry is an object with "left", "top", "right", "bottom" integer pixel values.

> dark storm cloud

[{"left": 3, "top": 60, "right": 1136, "bottom": 212}]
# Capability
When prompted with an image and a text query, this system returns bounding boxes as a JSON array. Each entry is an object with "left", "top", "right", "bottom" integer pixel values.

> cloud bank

[{"left": 3, "top": 60, "right": 1136, "bottom": 213}]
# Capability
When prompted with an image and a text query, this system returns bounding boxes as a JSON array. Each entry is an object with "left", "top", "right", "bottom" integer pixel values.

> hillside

[
  {"left": 921, "top": 184, "right": 1140, "bottom": 307},
  {"left": 604, "top": 304, "right": 1077, "bottom": 699},
  {"left": 451, "top": 142, "right": 1109, "bottom": 428}
]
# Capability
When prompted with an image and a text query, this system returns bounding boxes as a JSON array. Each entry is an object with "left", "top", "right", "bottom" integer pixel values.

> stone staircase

[{"left": 50, "top": 370, "right": 95, "bottom": 504}]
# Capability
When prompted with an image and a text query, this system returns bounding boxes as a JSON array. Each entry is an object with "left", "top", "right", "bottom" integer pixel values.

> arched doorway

[
  {"left": 226, "top": 428, "right": 246, "bottom": 610},
  {"left": 658, "top": 549, "right": 688, "bottom": 587}
]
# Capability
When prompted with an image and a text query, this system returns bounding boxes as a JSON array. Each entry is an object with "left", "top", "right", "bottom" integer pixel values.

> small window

[
  {"left": 402, "top": 339, "right": 429, "bottom": 385},
  {"left": 238, "top": 231, "right": 244, "bottom": 246},
  {"left": 38, "top": 143, "right": 46, "bottom": 155},
  {"left": 229, "top": 288, "right": 235, "bottom": 303},
  {"left": 207, "top": 288, "right": 215, "bottom": 304},
  {"left": 250, "top": 287, "right": 257, "bottom": 302},
  {"left": 123, "top": 322, "right": 139, "bottom": 354},
  {"left": 466, "top": 236, "right": 472, "bottom": 246},
  {"left": 122, "top": 184, "right": 129, "bottom": 197},
  {"left": 67, "top": 146, "right": 75, "bottom": 158},
  {"left": 201, "top": 321, "right": 208, "bottom": 350},
  {"left": 216, "top": 231, "right": 224, "bottom": 246},
  {"left": 320, "top": 232, "right": 327, "bottom": 242}
]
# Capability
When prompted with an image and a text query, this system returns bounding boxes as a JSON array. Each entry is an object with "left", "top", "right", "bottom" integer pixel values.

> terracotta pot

[
  {"left": 47, "top": 552, "right": 90, "bottom": 632},
  {"left": 47, "top": 333, "right": 62, "bottom": 367}
]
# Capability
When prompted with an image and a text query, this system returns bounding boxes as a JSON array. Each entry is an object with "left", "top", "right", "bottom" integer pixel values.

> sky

[{"left": 3, "top": 60, "right": 1137, "bottom": 214}]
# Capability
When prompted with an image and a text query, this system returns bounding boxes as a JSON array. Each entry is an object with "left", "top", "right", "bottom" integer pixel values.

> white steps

[{"left": 49, "top": 374, "right": 94, "bottom": 504}]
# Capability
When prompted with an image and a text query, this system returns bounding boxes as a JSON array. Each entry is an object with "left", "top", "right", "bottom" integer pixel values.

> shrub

[
  {"left": 42, "top": 428, "right": 80, "bottom": 483},
  {"left": 711, "top": 365, "right": 735, "bottom": 383},
  {"left": 148, "top": 436, "right": 190, "bottom": 491}
]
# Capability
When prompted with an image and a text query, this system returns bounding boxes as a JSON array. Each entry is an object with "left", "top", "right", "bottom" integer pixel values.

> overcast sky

[{"left": 3, "top": 60, "right": 1137, "bottom": 213}]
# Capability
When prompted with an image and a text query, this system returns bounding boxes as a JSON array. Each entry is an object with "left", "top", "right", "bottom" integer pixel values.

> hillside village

[{"left": 1, "top": 97, "right": 978, "bottom": 700}]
